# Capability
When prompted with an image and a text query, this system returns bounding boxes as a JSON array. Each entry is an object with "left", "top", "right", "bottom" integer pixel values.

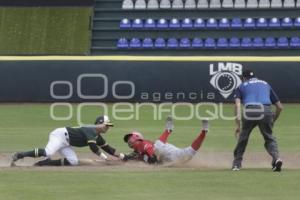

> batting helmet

[{"left": 123, "top": 131, "right": 144, "bottom": 143}]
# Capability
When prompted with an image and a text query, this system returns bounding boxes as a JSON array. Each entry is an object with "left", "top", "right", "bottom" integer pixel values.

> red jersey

[{"left": 131, "top": 139, "right": 155, "bottom": 158}]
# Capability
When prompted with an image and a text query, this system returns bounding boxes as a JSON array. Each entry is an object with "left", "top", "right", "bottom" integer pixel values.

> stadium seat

[
  {"left": 169, "top": 18, "right": 181, "bottom": 28},
  {"left": 258, "top": 0, "right": 271, "bottom": 8},
  {"left": 160, "top": 0, "right": 171, "bottom": 9},
  {"left": 277, "top": 37, "right": 289, "bottom": 48},
  {"left": 117, "top": 38, "right": 129, "bottom": 48},
  {"left": 182, "top": 18, "right": 193, "bottom": 28},
  {"left": 167, "top": 38, "right": 179, "bottom": 48},
  {"left": 271, "top": 0, "right": 283, "bottom": 7},
  {"left": 290, "top": 37, "right": 300, "bottom": 48},
  {"left": 194, "top": 18, "right": 205, "bottom": 28},
  {"left": 229, "top": 37, "right": 240, "bottom": 48},
  {"left": 172, "top": 0, "right": 184, "bottom": 9},
  {"left": 147, "top": 0, "right": 159, "bottom": 9},
  {"left": 142, "top": 38, "right": 154, "bottom": 48},
  {"left": 204, "top": 38, "right": 216, "bottom": 48},
  {"left": 244, "top": 17, "right": 256, "bottom": 29},
  {"left": 197, "top": 0, "right": 209, "bottom": 8},
  {"left": 122, "top": 0, "right": 134, "bottom": 9},
  {"left": 120, "top": 18, "right": 131, "bottom": 29},
  {"left": 231, "top": 18, "right": 243, "bottom": 29},
  {"left": 219, "top": 18, "right": 230, "bottom": 29},
  {"left": 256, "top": 17, "right": 268, "bottom": 29},
  {"left": 234, "top": 0, "right": 246, "bottom": 8},
  {"left": 157, "top": 18, "right": 168, "bottom": 29},
  {"left": 129, "top": 38, "right": 141, "bottom": 48},
  {"left": 265, "top": 37, "right": 277, "bottom": 48},
  {"left": 206, "top": 18, "right": 218, "bottom": 29},
  {"left": 135, "top": 0, "right": 147, "bottom": 9},
  {"left": 217, "top": 38, "right": 229, "bottom": 48},
  {"left": 185, "top": 0, "right": 197, "bottom": 9},
  {"left": 144, "top": 18, "right": 156, "bottom": 29},
  {"left": 241, "top": 37, "right": 252, "bottom": 48},
  {"left": 179, "top": 38, "right": 191, "bottom": 48},
  {"left": 295, "top": 17, "right": 300, "bottom": 28},
  {"left": 253, "top": 37, "right": 264, "bottom": 48},
  {"left": 283, "top": 0, "right": 295, "bottom": 7},
  {"left": 210, "top": 0, "right": 222, "bottom": 8},
  {"left": 192, "top": 38, "right": 203, "bottom": 48},
  {"left": 281, "top": 17, "right": 293, "bottom": 28},
  {"left": 247, "top": 0, "right": 258, "bottom": 7},
  {"left": 154, "top": 38, "right": 166, "bottom": 48},
  {"left": 269, "top": 17, "right": 281, "bottom": 28},
  {"left": 132, "top": 18, "right": 143, "bottom": 29},
  {"left": 222, "top": 0, "right": 234, "bottom": 7}
]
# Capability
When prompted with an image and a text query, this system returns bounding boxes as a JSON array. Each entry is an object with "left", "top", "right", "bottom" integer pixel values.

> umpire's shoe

[
  {"left": 272, "top": 159, "right": 283, "bottom": 172},
  {"left": 12, "top": 152, "right": 23, "bottom": 162}
]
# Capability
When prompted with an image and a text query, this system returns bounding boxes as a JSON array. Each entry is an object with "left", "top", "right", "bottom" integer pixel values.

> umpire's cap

[
  {"left": 94, "top": 115, "right": 114, "bottom": 126},
  {"left": 242, "top": 69, "right": 255, "bottom": 79}
]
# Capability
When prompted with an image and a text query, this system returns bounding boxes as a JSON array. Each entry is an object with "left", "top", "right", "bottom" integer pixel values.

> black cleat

[{"left": 272, "top": 159, "right": 283, "bottom": 172}]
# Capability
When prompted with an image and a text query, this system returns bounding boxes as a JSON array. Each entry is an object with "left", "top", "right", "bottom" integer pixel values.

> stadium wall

[{"left": 0, "top": 56, "right": 300, "bottom": 103}]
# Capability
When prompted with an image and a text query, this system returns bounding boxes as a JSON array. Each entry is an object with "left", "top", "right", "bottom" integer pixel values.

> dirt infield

[{"left": 1, "top": 152, "right": 299, "bottom": 171}]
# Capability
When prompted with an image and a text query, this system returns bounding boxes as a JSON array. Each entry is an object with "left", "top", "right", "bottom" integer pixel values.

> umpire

[{"left": 232, "top": 69, "right": 283, "bottom": 172}]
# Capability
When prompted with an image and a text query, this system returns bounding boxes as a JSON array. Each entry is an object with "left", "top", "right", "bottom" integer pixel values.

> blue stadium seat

[
  {"left": 217, "top": 38, "right": 229, "bottom": 48},
  {"left": 295, "top": 17, "right": 300, "bottom": 28},
  {"left": 253, "top": 37, "right": 264, "bottom": 48},
  {"left": 231, "top": 18, "right": 243, "bottom": 29},
  {"left": 204, "top": 38, "right": 216, "bottom": 49},
  {"left": 192, "top": 38, "right": 203, "bottom": 48},
  {"left": 117, "top": 38, "right": 129, "bottom": 48},
  {"left": 277, "top": 37, "right": 289, "bottom": 48},
  {"left": 144, "top": 18, "right": 156, "bottom": 29},
  {"left": 169, "top": 18, "right": 180, "bottom": 28},
  {"left": 265, "top": 37, "right": 277, "bottom": 48},
  {"left": 132, "top": 18, "right": 143, "bottom": 29},
  {"left": 229, "top": 37, "right": 240, "bottom": 48},
  {"left": 241, "top": 37, "right": 252, "bottom": 48},
  {"left": 219, "top": 18, "right": 230, "bottom": 29},
  {"left": 157, "top": 18, "right": 168, "bottom": 29},
  {"left": 142, "top": 38, "right": 154, "bottom": 48},
  {"left": 269, "top": 17, "right": 281, "bottom": 28},
  {"left": 120, "top": 18, "right": 131, "bottom": 29},
  {"left": 194, "top": 18, "right": 205, "bottom": 29},
  {"left": 290, "top": 37, "right": 300, "bottom": 48},
  {"left": 206, "top": 18, "right": 218, "bottom": 29},
  {"left": 182, "top": 18, "right": 193, "bottom": 29},
  {"left": 167, "top": 38, "right": 179, "bottom": 48},
  {"left": 256, "top": 17, "right": 268, "bottom": 29},
  {"left": 244, "top": 17, "right": 255, "bottom": 29},
  {"left": 179, "top": 38, "right": 191, "bottom": 48},
  {"left": 281, "top": 17, "right": 293, "bottom": 28},
  {"left": 154, "top": 37, "right": 166, "bottom": 48},
  {"left": 129, "top": 38, "right": 141, "bottom": 48}
]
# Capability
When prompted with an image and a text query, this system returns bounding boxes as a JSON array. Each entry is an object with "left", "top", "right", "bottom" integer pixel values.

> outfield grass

[{"left": 0, "top": 103, "right": 299, "bottom": 200}]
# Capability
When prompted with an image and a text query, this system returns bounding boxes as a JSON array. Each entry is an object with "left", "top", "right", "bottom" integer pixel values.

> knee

[{"left": 65, "top": 158, "right": 79, "bottom": 166}]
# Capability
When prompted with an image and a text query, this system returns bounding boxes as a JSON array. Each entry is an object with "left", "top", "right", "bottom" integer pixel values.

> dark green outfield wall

[{"left": 0, "top": 7, "right": 92, "bottom": 55}]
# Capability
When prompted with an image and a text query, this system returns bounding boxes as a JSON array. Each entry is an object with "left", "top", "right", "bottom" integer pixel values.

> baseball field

[{"left": 0, "top": 103, "right": 299, "bottom": 200}]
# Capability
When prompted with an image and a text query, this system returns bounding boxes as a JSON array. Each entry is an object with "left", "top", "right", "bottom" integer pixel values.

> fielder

[
  {"left": 11, "top": 115, "right": 124, "bottom": 166},
  {"left": 122, "top": 116, "right": 208, "bottom": 165}
]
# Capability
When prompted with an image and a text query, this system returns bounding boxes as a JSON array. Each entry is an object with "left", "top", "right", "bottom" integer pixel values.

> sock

[
  {"left": 21, "top": 148, "right": 46, "bottom": 158},
  {"left": 191, "top": 130, "right": 206, "bottom": 151},
  {"left": 159, "top": 130, "right": 171, "bottom": 143}
]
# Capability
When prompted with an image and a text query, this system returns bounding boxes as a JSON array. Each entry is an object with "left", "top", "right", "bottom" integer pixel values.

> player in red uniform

[{"left": 122, "top": 116, "right": 208, "bottom": 164}]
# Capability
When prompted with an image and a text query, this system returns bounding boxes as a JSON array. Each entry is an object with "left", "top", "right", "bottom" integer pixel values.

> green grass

[
  {"left": 0, "top": 8, "right": 92, "bottom": 55},
  {"left": 0, "top": 103, "right": 300, "bottom": 200}
]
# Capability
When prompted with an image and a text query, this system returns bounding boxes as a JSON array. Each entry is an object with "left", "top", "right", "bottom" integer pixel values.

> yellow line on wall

[{"left": 0, "top": 56, "right": 300, "bottom": 62}]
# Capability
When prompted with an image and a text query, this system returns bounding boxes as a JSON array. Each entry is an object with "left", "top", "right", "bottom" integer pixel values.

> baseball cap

[
  {"left": 94, "top": 115, "right": 114, "bottom": 126},
  {"left": 242, "top": 69, "right": 255, "bottom": 79}
]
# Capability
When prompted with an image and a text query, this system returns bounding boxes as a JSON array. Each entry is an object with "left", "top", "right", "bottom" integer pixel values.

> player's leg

[
  {"left": 58, "top": 146, "right": 79, "bottom": 166},
  {"left": 159, "top": 116, "right": 174, "bottom": 143},
  {"left": 191, "top": 119, "right": 209, "bottom": 151},
  {"left": 258, "top": 114, "right": 282, "bottom": 172}
]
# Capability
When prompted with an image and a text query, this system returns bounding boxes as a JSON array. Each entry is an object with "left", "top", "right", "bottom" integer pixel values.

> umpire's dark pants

[{"left": 233, "top": 105, "right": 280, "bottom": 168}]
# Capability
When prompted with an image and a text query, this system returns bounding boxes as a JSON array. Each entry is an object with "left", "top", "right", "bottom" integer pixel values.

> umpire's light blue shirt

[{"left": 234, "top": 78, "right": 279, "bottom": 105}]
